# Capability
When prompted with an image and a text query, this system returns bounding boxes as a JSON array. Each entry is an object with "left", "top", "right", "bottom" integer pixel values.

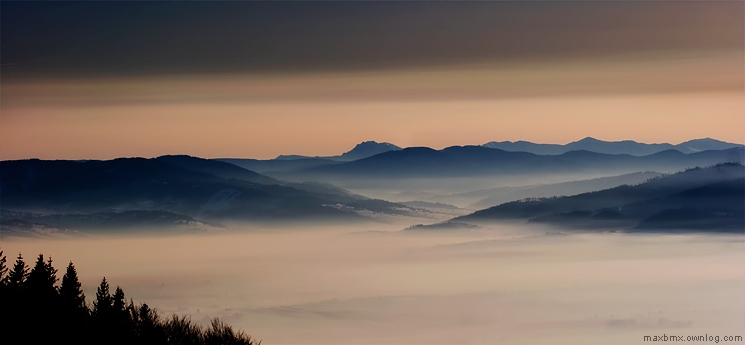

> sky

[{"left": 1, "top": 1, "right": 743, "bottom": 160}]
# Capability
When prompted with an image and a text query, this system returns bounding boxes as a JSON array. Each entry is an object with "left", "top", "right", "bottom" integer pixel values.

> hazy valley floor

[{"left": 2, "top": 223, "right": 744, "bottom": 345}]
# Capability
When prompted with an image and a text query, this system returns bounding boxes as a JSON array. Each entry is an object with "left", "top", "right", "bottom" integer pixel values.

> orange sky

[{"left": 1, "top": 51, "right": 743, "bottom": 160}]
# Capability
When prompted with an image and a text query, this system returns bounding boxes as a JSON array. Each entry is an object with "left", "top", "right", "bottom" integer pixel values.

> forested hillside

[{"left": 0, "top": 249, "right": 259, "bottom": 345}]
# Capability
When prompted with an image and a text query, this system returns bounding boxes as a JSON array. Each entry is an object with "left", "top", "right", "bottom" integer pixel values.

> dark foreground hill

[
  {"left": 0, "top": 156, "right": 420, "bottom": 233},
  {"left": 454, "top": 163, "right": 745, "bottom": 232}
]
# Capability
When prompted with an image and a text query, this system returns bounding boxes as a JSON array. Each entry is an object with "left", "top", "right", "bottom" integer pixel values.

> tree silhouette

[
  {"left": 111, "top": 286, "right": 136, "bottom": 343},
  {"left": 0, "top": 252, "right": 260, "bottom": 345},
  {"left": 135, "top": 303, "right": 169, "bottom": 344},
  {"left": 113, "top": 286, "right": 126, "bottom": 314},
  {"left": 1, "top": 253, "right": 29, "bottom": 344},
  {"left": 90, "top": 276, "right": 115, "bottom": 341},
  {"left": 0, "top": 249, "right": 7, "bottom": 286},
  {"left": 6, "top": 253, "right": 28, "bottom": 292},
  {"left": 26, "top": 254, "right": 60, "bottom": 343},
  {"left": 94, "top": 277, "right": 113, "bottom": 318},
  {"left": 26, "top": 254, "right": 59, "bottom": 301},
  {"left": 59, "top": 261, "right": 89, "bottom": 344},
  {"left": 205, "top": 318, "right": 258, "bottom": 345},
  {"left": 166, "top": 315, "right": 204, "bottom": 345},
  {"left": 59, "top": 262, "right": 86, "bottom": 310}
]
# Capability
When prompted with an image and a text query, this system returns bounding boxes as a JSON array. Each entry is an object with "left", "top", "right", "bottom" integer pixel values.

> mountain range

[
  {"left": 2, "top": 137, "right": 743, "bottom": 234},
  {"left": 275, "top": 141, "right": 402, "bottom": 161},
  {"left": 0, "top": 155, "right": 424, "bottom": 233},
  {"left": 218, "top": 138, "right": 742, "bottom": 175},
  {"left": 453, "top": 163, "right": 744, "bottom": 232},
  {"left": 291, "top": 146, "right": 744, "bottom": 179},
  {"left": 219, "top": 141, "right": 401, "bottom": 174},
  {"left": 482, "top": 137, "right": 742, "bottom": 156},
  {"left": 430, "top": 171, "right": 663, "bottom": 209}
]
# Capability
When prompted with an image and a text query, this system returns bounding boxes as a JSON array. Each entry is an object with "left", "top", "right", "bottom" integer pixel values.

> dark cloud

[{"left": 1, "top": 1, "right": 742, "bottom": 78}]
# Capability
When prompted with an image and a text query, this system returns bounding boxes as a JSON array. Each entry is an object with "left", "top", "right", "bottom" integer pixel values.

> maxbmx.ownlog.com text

[{"left": 644, "top": 334, "right": 743, "bottom": 343}]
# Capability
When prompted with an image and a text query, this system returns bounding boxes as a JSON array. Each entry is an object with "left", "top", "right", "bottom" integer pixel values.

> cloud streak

[{"left": 2, "top": 1, "right": 742, "bottom": 78}]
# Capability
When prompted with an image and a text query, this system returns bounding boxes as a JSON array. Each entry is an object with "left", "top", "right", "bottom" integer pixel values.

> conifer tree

[
  {"left": 113, "top": 286, "right": 126, "bottom": 314},
  {"left": 111, "top": 286, "right": 137, "bottom": 343},
  {"left": 94, "top": 277, "right": 113, "bottom": 318},
  {"left": 0, "top": 249, "right": 7, "bottom": 285},
  {"left": 1, "top": 253, "right": 260, "bottom": 345},
  {"left": 91, "top": 277, "right": 116, "bottom": 342},
  {"left": 27, "top": 254, "right": 59, "bottom": 300},
  {"left": 6, "top": 253, "right": 28, "bottom": 292},
  {"left": 59, "top": 261, "right": 86, "bottom": 310},
  {"left": 2, "top": 254, "right": 29, "bottom": 344},
  {"left": 25, "top": 254, "right": 60, "bottom": 343},
  {"left": 59, "top": 262, "right": 89, "bottom": 344}
]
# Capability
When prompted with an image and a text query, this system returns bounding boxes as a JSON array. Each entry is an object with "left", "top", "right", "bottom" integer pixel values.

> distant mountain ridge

[
  {"left": 453, "top": 163, "right": 745, "bottom": 232},
  {"left": 295, "top": 145, "right": 744, "bottom": 178},
  {"left": 482, "top": 137, "right": 742, "bottom": 156},
  {"left": 275, "top": 141, "right": 402, "bottom": 161},
  {"left": 430, "top": 171, "right": 664, "bottom": 209},
  {"left": 219, "top": 138, "right": 741, "bottom": 175},
  {"left": 0, "top": 156, "right": 424, "bottom": 233}
]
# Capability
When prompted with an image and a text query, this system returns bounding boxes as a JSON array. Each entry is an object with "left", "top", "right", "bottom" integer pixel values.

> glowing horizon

[{"left": 1, "top": 1, "right": 742, "bottom": 160}]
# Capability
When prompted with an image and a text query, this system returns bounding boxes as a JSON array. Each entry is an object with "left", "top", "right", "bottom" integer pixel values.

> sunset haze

[{"left": 1, "top": 1, "right": 743, "bottom": 160}]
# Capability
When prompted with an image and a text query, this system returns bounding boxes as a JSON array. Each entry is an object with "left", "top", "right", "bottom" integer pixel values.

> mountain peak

[
  {"left": 680, "top": 137, "right": 722, "bottom": 144},
  {"left": 350, "top": 140, "right": 400, "bottom": 149},
  {"left": 340, "top": 141, "right": 402, "bottom": 160},
  {"left": 575, "top": 137, "right": 602, "bottom": 143},
  {"left": 675, "top": 138, "right": 743, "bottom": 153}
]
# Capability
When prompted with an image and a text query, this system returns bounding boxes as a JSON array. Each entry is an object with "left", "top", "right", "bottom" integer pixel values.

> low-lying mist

[{"left": 2, "top": 223, "right": 743, "bottom": 345}]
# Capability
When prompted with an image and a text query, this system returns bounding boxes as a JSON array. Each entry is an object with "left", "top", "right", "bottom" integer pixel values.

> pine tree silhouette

[
  {"left": 0, "top": 252, "right": 261, "bottom": 345},
  {"left": 136, "top": 303, "right": 168, "bottom": 344},
  {"left": 6, "top": 253, "right": 28, "bottom": 292},
  {"left": 94, "top": 277, "right": 113, "bottom": 318},
  {"left": 26, "top": 254, "right": 60, "bottom": 343},
  {"left": 113, "top": 286, "right": 126, "bottom": 314},
  {"left": 0, "top": 249, "right": 7, "bottom": 285},
  {"left": 59, "top": 262, "right": 86, "bottom": 310},
  {"left": 92, "top": 277, "right": 115, "bottom": 341},
  {"left": 59, "top": 261, "right": 89, "bottom": 344},
  {"left": 1, "top": 253, "right": 29, "bottom": 344},
  {"left": 112, "top": 286, "right": 136, "bottom": 343},
  {"left": 27, "top": 254, "right": 59, "bottom": 300}
]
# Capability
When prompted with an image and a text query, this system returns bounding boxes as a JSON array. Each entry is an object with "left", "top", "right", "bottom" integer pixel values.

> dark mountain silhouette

[
  {"left": 432, "top": 171, "right": 663, "bottom": 209},
  {"left": 675, "top": 138, "right": 743, "bottom": 152},
  {"left": 482, "top": 137, "right": 742, "bottom": 156},
  {"left": 155, "top": 155, "right": 278, "bottom": 185},
  {"left": 302, "top": 147, "right": 463, "bottom": 177},
  {"left": 219, "top": 138, "right": 742, "bottom": 177},
  {"left": 453, "top": 163, "right": 745, "bottom": 232},
  {"left": 275, "top": 140, "right": 402, "bottom": 161},
  {"left": 0, "top": 157, "right": 423, "bottom": 231},
  {"left": 403, "top": 221, "right": 480, "bottom": 232},
  {"left": 399, "top": 201, "right": 460, "bottom": 210},
  {"left": 219, "top": 141, "right": 401, "bottom": 174},
  {"left": 218, "top": 157, "right": 340, "bottom": 174},
  {"left": 283, "top": 181, "right": 359, "bottom": 198},
  {"left": 295, "top": 145, "right": 744, "bottom": 178},
  {"left": 338, "top": 141, "right": 402, "bottom": 160},
  {"left": 0, "top": 209, "right": 214, "bottom": 235}
]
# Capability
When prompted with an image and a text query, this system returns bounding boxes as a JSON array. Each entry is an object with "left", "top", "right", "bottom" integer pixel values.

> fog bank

[{"left": 2, "top": 224, "right": 743, "bottom": 344}]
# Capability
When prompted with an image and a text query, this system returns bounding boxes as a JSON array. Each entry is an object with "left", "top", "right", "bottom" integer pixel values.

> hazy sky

[{"left": 1, "top": 1, "right": 743, "bottom": 160}]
